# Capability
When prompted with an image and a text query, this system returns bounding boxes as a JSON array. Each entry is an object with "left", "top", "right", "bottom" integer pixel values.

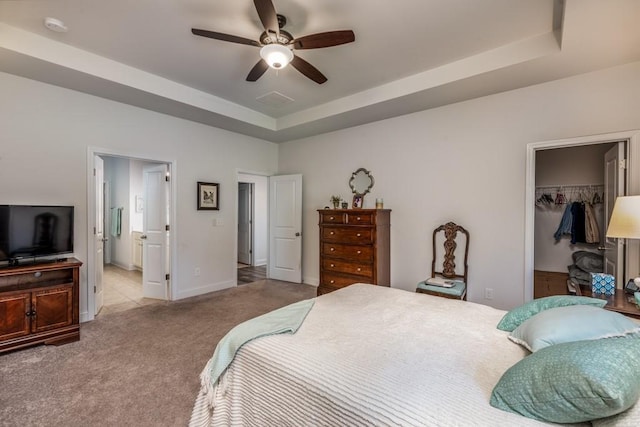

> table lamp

[{"left": 606, "top": 196, "right": 640, "bottom": 302}]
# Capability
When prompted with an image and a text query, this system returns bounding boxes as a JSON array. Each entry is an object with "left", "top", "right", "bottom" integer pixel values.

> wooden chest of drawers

[{"left": 318, "top": 209, "right": 390, "bottom": 295}]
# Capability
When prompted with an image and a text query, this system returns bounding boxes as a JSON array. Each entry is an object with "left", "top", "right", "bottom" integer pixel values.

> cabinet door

[
  {"left": 0, "top": 292, "right": 31, "bottom": 341},
  {"left": 31, "top": 285, "right": 73, "bottom": 333}
]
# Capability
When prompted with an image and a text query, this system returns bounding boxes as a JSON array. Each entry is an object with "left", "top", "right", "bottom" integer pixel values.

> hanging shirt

[
  {"left": 584, "top": 203, "right": 600, "bottom": 244},
  {"left": 553, "top": 204, "right": 573, "bottom": 241},
  {"left": 571, "top": 202, "right": 586, "bottom": 244}
]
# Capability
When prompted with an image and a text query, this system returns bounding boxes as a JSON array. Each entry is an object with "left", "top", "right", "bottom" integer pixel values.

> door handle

[
  {"left": 102, "top": 238, "right": 108, "bottom": 242},
  {"left": 295, "top": 232, "right": 301, "bottom": 237},
  {"left": 597, "top": 246, "right": 606, "bottom": 251},
  {"left": 140, "top": 235, "right": 148, "bottom": 240}
]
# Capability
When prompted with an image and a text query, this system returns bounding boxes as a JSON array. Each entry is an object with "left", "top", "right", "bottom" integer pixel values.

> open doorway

[
  {"left": 87, "top": 149, "right": 175, "bottom": 322},
  {"left": 237, "top": 173, "right": 268, "bottom": 285},
  {"left": 98, "top": 156, "right": 167, "bottom": 315},
  {"left": 533, "top": 143, "right": 621, "bottom": 299},
  {"left": 525, "top": 130, "right": 640, "bottom": 303}
]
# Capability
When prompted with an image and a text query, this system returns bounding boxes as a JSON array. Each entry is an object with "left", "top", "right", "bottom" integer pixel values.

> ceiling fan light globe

[{"left": 260, "top": 44, "right": 293, "bottom": 69}]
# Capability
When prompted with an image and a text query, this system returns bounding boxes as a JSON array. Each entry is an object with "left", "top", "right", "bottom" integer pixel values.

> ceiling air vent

[{"left": 256, "top": 91, "right": 294, "bottom": 107}]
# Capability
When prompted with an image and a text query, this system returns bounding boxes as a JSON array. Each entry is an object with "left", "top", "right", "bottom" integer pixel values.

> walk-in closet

[{"left": 534, "top": 143, "right": 619, "bottom": 297}]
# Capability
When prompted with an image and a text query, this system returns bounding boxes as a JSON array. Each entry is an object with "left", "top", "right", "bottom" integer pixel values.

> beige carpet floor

[{"left": 0, "top": 280, "right": 316, "bottom": 427}]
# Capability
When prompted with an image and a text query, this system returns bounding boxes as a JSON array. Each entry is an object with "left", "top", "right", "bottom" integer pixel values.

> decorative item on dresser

[
  {"left": 349, "top": 168, "right": 374, "bottom": 208},
  {"left": 0, "top": 258, "right": 82, "bottom": 353},
  {"left": 317, "top": 209, "right": 390, "bottom": 296}
]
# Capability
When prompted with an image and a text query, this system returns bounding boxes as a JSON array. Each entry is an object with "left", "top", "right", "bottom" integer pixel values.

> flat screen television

[{"left": 0, "top": 205, "right": 74, "bottom": 265}]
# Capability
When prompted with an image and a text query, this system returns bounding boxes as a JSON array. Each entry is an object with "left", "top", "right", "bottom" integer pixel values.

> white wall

[
  {"left": 534, "top": 144, "right": 612, "bottom": 272},
  {"left": 278, "top": 61, "right": 640, "bottom": 310},
  {"left": 237, "top": 173, "right": 268, "bottom": 266},
  {"left": 0, "top": 71, "right": 278, "bottom": 321},
  {"left": 130, "top": 159, "right": 146, "bottom": 233}
]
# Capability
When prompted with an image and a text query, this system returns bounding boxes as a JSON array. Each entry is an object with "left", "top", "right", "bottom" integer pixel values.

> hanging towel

[
  {"left": 584, "top": 203, "right": 600, "bottom": 244},
  {"left": 553, "top": 204, "right": 573, "bottom": 241},
  {"left": 110, "top": 207, "right": 122, "bottom": 237}
]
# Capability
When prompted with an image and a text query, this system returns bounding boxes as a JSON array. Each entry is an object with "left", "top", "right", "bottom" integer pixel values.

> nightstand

[{"left": 591, "top": 292, "right": 640, "bottom": 319}]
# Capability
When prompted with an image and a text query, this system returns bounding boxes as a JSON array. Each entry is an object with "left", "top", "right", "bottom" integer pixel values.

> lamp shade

[
  {"left": 606, "top": 196, "right": 640, "bottom": 238},
  {"left": 260, "top": 44, "right": 293, "bottom": 69}
]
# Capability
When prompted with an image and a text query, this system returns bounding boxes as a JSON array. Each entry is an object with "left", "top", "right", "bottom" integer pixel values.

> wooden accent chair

[{"left": 416, "top": 222, "right": 470, "bottom": 300}]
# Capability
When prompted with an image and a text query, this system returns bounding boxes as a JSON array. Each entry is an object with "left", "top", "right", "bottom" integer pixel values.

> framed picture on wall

[{"left": 197, "top": 182, "right": 219, "bottom": 210}]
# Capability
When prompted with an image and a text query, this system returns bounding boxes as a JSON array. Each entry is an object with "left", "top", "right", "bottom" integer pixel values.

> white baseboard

[
  {"left": 110, "top": 260, "right": 135, "bottom": 271},
  {"left": 303, "top": 276, "right": 320, "bottom": 286},
  {"left": 80, "top": 311, "right": 91, "bottom": 323},
  {"left": 176, "top": 279, "right": 236, "bottom": 300},
  {"left": 254, "top": 258, "right": 267, "bottom": 266}
]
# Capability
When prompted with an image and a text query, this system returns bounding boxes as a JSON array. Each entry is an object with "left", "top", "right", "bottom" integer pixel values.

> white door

[
  {"left": 238, "top": 182, "right": 252, "bottom": 265},
  {"left": 142, "top": 164, "right": 169, "bottom": 300},
  {"left": 94, "top": 156, "right": 105, "bottom": 315},
  {"left": 269, "top": 174, "right": 302, "bottom": 283},
  {"left": 603, "top": 143, "right": 625, "bottom": 283}
]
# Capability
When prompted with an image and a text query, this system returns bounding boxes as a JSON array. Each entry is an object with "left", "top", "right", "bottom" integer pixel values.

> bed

[{"left": 190, "top": 284, "right": 639, "bottom": 426}]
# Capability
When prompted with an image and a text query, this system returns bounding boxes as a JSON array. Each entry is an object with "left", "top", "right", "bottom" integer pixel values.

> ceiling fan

[{"left": 191, "top": 0, "right": 355, "bottom": 84}]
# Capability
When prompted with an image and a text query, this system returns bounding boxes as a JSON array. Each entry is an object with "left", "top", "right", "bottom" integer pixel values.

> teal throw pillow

[
  {"left": 490, "top": 337, "right": 640, "bottom": 423},
  {"left": 496, "top": 295, "right": 607, "bottom": 332},
  {"left": 508, "top": 305, "right": 640, "bottom": 352}
]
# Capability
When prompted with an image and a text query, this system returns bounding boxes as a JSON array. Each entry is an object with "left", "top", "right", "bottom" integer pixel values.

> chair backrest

[{"left": 431, "top": 222, "right": 469, "bottom": 284}]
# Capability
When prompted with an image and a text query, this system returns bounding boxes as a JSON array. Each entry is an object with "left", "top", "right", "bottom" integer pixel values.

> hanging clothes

[
  {"left": 570, "top": 202, "right": 586, "bottom": 244},
  {"left": 584, "top": 203, "right": 600, "bottom": 244},
  {"left": 554, "top": 204, "right": 573, "bottom": 241}
]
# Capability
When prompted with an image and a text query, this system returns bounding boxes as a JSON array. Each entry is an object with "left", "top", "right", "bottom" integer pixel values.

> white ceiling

[{"left": 1, "top": 0, "right": 639, "bottom": 142}]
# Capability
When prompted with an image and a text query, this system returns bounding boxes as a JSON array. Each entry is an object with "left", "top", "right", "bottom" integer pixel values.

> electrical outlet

[
  {"left": 485, "top": 288, "right": 494, "bottom": 300},
  {"left": 194, "top": 267, "right": 200, "bottom": 277}
]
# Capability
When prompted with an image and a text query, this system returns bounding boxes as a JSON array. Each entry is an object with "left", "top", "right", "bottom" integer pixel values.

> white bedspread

[{"left": 191, "top": 284, "right": 588, "bottom": 426}]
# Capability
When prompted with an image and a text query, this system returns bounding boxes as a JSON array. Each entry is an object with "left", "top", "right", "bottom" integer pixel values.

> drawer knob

[
  {"left": 330, "top": 247, "right": 335, "bottom": 251},
  {"left": 357, "top": 268, "right": 361, "bottom": 272},
  {"left": 330, "top": 231, "right": 335, "bottom": 235},
  {"left": 330, "top": 264, "right": 335, "bottom": 267},
  {"left": 357, "top": 217, "right": 361, "bottom": 220},
  {"left": 329, "top": 216, "right": 334, "bottom": 220},
  {"left": 357, "top": 250, "right": 362, "bottom": 254},
  {"left": 330, "top": 280, "right": 335, "bottom": 284},
  {"left": 356, "top": 233, "right": 361, "bottom": 237},
  {"left": 34, "top": 272, "right": 42, "bottom": 278}
]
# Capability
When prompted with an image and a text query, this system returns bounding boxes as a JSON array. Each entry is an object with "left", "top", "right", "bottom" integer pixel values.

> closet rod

[{"left": 535, "top": 184, "right": 603, "bottom": 190}]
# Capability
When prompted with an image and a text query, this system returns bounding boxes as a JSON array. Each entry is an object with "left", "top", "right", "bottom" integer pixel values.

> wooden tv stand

[{"left": 0, "top": 258, "right": 82, "bottom": 354}]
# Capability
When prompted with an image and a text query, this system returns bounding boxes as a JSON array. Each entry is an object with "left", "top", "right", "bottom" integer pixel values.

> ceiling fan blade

[
  {"left": 290, "top": 55, "right": 327, "bottom": 84},
  {"left": 253, "top": 0, "right": 279, "bottom": 37},
  {"left": 292, "top": 30, "right": 355, "bottom": 50},
  {"left": 191, "top": 28, "right": 261, "bottom": 47},
  {"left": 246, "top": 59, "right": 269, "bottom": 82}
]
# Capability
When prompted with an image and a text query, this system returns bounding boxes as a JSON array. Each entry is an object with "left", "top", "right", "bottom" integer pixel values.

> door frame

[
  {"left": 86, "top": 147, "right": 178, "bottom": 322},
  {"left": 237, "top": 181, "right": 254, "bottom": 266},
  {"left": 524, "top": 130, "right": 640, "bottom": 303},
  {"left": 235, "top": 169, "right": 272, "bottom": 282}
]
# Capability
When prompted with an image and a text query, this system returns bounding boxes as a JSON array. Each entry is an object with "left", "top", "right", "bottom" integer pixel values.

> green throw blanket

[{"left": 201, "top": 298, "right": 315, "bottom": 391}]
